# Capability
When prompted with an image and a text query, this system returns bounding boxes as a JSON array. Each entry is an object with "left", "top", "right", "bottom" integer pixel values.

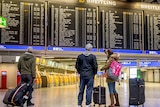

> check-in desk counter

[
  {"left": 34, "top": 74, "right": 42, "bottom": 89},
  {"left": 72, "top": 75, "right": 76, "bottom": 84},
  {"left": 47, "top": 75, "right": 53, "bottom": 87},
  {"left": 52, "top": 74, "right": 56, "bottom": 86},
  {"left": 49, "top": 75, "right": 54, "bottom": 87},
  {"left": 41, "top": 75, "right": 48, "bottom": 87},
  {"left": 64, "top": 75, "right": 69, "bottom": 85},
  {"left": 68, "top": 75, "right": 72, "bottom": 84},
  {"left": 54, "top": 74, "right": 59, "bottom": 86},
  {"left": 59, "top": 75, "right": 64, "bottom": 86}
]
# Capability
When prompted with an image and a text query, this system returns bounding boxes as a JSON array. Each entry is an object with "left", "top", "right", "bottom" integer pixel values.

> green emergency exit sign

[{"left": 0, "top": 17, "right": 6, "bottom": 28}]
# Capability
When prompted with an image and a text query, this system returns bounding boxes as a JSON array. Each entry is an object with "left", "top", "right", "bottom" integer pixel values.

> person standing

[
  {"left": 17, "top": 46, "right": 36, "bottom": 106},
  {"left": 75, "top": 43, "right": 98, "bottom": 107},
  {"left": 100, "top": 49, "right": 120, "bottom": 107}
]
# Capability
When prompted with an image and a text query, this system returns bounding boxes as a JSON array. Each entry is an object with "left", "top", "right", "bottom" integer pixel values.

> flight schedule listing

[
  {"left": 145, "top": 12, "right": 160, "bottom": 50},
  {"left": 100, "top": 8, "right": 142, "bottom": 49},
  {"left": 1, "top": 0, "right": 20, "bottom": 44},
  {"left": 20, "top": 2, "right": 45, "bottom": 46},
  {"left": 0, "top": 0, "right": 45, "bottom": 46},
  {"left": 49, "top": 4, "right": 97, "bottom": 47},
  {"left": 1, "top": 0, "right": 159, "bottom": 50}
]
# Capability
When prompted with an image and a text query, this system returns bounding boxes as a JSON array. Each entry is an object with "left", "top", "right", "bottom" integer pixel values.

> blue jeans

[
  {"left": 108, "top": 82, "right": 117, "bottom": 94},
  {"left": 78, "top": 77, "right": 94, "bottom": 105}
]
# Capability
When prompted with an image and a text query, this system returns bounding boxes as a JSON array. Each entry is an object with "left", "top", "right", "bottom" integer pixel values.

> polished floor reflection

[{"left": 1, "top": 82, "right": 160, "bottom": 107}]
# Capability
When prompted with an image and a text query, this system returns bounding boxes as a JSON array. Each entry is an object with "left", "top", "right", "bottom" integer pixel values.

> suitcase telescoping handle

[
  {"left": 96, "top": 71, "right": 105, "bottom": 104},
  {"left": 139, "top": 85, "right": 145, "bottom": 87},
  {"left": 97, "top": 71, "right": 104, "bottom": 87}
]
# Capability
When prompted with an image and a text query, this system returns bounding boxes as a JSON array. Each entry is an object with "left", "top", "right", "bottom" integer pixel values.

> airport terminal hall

[{"left": 1, "top": 0, "right": 160, "bottom": 107}]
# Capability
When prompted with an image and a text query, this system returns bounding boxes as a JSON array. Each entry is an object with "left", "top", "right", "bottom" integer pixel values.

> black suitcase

[
  {"left": 129, "top": 78, "right": 145, "bottom": 106},
  {"left": 8, "top": 83, "right": 29, "bottom": 106},
  {"left": 93, "top": 86, "right": 106, "bottom": 105},
  {"left": 93, "top": 72, "right": 106, "bottom": 106}
]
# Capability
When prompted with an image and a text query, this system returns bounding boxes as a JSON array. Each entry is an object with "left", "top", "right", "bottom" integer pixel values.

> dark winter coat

[
  {"left": 17, "top": 52, "right": 36, "bottom": 79},
  {"left": 75, "top": 51, "right": 98, "bottom": 79}
]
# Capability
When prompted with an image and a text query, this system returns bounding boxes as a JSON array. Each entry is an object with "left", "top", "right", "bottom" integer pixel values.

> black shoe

[
  {"left": 20, "top": 104, "right": 24, "bottom": 107},
  {"left": 27, "top": 102, "right": 34, "bottom": 106}
]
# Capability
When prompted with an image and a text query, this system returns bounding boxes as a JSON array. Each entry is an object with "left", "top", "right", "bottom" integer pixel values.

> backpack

[{"left": 107, "top": 60, "right": 122, "bottom": 81}]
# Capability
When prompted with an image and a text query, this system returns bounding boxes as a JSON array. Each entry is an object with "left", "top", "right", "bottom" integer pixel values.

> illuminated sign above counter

[
  {"left": 48, "top": 47, "right": 143, "bottom": 53},
  {"left": 146, "top": 50, "right": 159, "bottom": 54},
  {"left": 140, "top": 3, "right": 160, "bottom": 11},
  {"left": 83, "top": 0, "right": 117, "bottom": 6},
  {"left": 122, "top": 61, "right": 160, "bottom": 67},
  {"left": 48, "top": 46, "right": 97, "bottom": 52},
  {"left": 99, "top": 48, "right": 143, "bottom": 54}
]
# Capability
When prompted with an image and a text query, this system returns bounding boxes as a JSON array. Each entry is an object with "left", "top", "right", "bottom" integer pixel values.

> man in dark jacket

[
  {"left": 17, "top": 46, "right": 36, "bottom": 106},
  {"left": 75, "top": 43, "right": 98, "bottom": 107}
]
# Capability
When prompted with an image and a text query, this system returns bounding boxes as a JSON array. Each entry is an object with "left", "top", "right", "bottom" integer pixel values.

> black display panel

[
  {"left": 49, "top": 4, "right": 97, "bottom": 48},
  {"left": 20, "top": 2, "right": 45, "bottom": 45},
  {"left": 144, "top": 11, "right": 160, "bottom": 50},
  {"left": 100, "top": 8, "right": 142, "bottom": 49},
  {"left": 1, "top": 0, "right": 20, "bottom": 44},
  {"left": 0, "top": 0, "right": 45, "bottom": 46}
]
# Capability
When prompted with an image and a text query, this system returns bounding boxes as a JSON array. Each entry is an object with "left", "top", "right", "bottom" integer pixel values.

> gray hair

[
  {"left": 85, "top": 43, "right": 93, "bottom": 51},
  {"left": 27, "top": 46, "right": 33, "bottom": 53}
]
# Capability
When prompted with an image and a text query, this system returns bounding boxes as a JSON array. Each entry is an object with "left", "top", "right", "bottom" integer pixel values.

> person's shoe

[
  {"left": 27, "top": 101, "right": 34, "bottom": 106},
  {"left": 20, "top": 104, "right": 24, "bottom": 107},
  {"left": 115, "top": 103, "right": 120, "bottom": 106},
  {"left": 86, "top": 105, "right": 92, "bottom": 107},
  {"left": 108, "top": 105, "right": 114, "bottom": 107},
  {"left": 78, "top": 105, "right": 82, "bottom": 107}
]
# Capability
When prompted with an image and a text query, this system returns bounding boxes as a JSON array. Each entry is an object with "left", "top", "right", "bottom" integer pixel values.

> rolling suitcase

[
  {"left": 129, "top": 78, "right": 145, "bottom": 106},
  {"left": 7, "top": 82, "right": 30, "bottom": 106},
  {"left": 93, "top": 72, "right": 106, "bottom": 107}
]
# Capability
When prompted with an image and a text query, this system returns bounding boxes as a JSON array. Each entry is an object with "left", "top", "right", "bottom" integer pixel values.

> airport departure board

[
  {"left": 1, "top": 0, "right": 20, "bottom": 44},
  {"left": 100, "top": 7, "right": 142, "bottom": 49},
  {"left": 0, "top": 0, "right": 160, "bottom": 50},
  {"left": 144, "top": 11, "right": 160, "bottom": 50},
  {"left": 0, "top": 0, "right": 45, "bottom": 46},
  {"left": 49, "top": 4, "right": 97, "bottom": 47}
]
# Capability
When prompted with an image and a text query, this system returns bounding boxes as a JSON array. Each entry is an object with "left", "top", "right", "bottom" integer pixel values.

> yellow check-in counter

[
  {"left": 54, "top": 74, "right": 59, "bottom": 86},
  {"left": 34, "top": 73, "right": 42, "bottom": 89},
  {"left": 59, "top": 74, "right": 64, "bottom": 86},
  {"left": 64, "top": 75, "right": 69, "bottom": 85}
]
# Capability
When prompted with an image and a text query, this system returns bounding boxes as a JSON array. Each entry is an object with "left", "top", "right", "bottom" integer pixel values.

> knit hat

[
  {"left": 85, "top": 43, "right": 93, "bottom": 51},
  {"left": 27, "top": 46, "right": 33, "bottom": 53}
]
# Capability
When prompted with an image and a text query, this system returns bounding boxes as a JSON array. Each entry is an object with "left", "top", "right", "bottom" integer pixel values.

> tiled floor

[{"left": 1, "top": 82, "right": 160, "bottom": 107}]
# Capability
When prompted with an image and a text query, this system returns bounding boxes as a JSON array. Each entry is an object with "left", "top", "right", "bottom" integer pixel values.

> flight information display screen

[
  {"left": 48, "top": 4, "right": 97, "bottom": 48},
  {"left": 0, "top": 0, "right": 159, "bottom": 51},
  {"left": 99, "top": 7, "right": 142, "bottom": 49},
  {"left": 144, "top": 11, "right": 160, "bottom": 50},
  {"left": 0, "top": 0, "right": 45, "bottom": 46}
]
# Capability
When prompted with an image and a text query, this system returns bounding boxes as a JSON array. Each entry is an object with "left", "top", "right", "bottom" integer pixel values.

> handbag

[{"left": 107, "top": 60, "right": 122, "bottom": 81}]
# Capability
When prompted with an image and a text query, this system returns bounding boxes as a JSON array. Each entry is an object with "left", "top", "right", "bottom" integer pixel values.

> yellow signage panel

[{"left": 79, "top": 0, "right": 85, "bottom": 3}]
